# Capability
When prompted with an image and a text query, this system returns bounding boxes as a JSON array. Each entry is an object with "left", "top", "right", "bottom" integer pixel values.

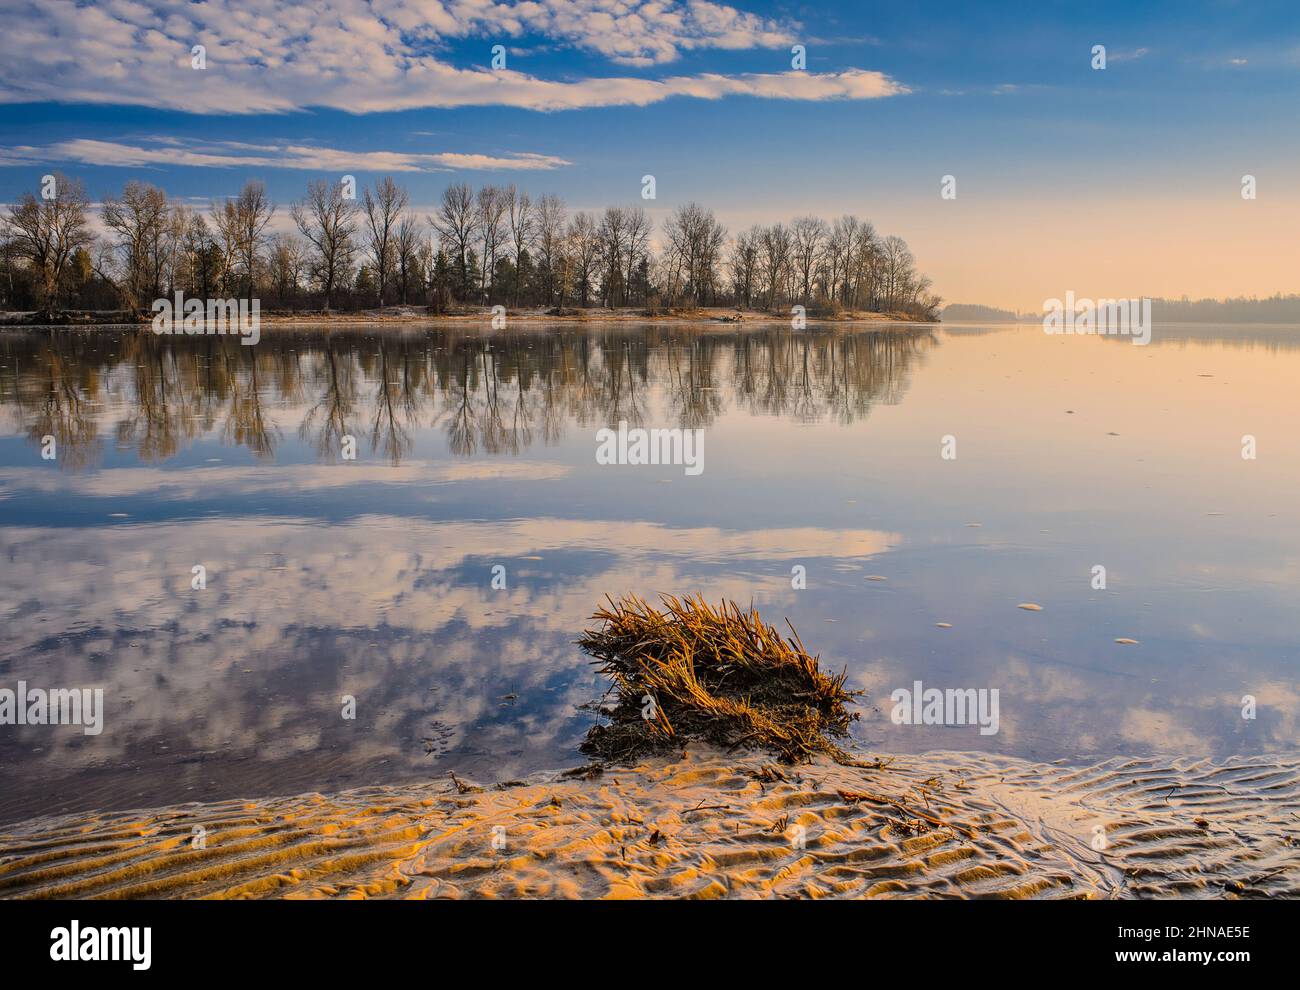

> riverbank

[
  {"left": 1, "top": 748, "right": 1294, "bottom": 899},
  {"left": 0, "top": 305, "right": 935, "bottom": 329}
]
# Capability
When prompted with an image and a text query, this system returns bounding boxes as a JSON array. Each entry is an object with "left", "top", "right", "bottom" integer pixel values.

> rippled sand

[{"left": 2, "top": 750, "right": 1296, "bottom": 899}]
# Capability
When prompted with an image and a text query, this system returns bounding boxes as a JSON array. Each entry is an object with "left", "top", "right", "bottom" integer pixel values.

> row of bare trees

[
  {"left": 728, "top": 215, "right": 933, "bottom": 314},
  {"left": 0, "top": 173, "right": 281, "bottom": 315},
  {"left": 1, "top": 173, "right": 941, "bottom": 318}
]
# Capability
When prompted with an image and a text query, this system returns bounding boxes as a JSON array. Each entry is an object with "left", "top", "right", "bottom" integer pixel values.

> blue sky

[{"left": 2, "top": 0, "right": 1298, "bottom": 308}]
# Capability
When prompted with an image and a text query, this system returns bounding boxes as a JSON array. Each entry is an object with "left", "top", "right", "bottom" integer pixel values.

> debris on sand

[{"left": 577, "top": 594, "right": 860, "bottom": 765}]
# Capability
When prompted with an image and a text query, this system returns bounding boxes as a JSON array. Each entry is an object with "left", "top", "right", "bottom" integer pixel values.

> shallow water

[{"left": 1, "top": 321, "right": 1298, "bottom": 823}]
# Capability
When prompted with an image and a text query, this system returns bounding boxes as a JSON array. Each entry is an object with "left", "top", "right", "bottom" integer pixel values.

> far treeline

[
  {"left": 1, "top": 173, "right": 942, "bottom": 321},
  {"left": 943, "top": 296, "right": 1300, "bottom": 324}
]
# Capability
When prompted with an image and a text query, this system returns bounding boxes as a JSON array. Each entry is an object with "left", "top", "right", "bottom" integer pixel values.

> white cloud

[
  {"left": 0, "top": 0, "right": 907, "bottom": 114},
  {"left": 0, "top": 138, "right": 572, "bottom": 172}
]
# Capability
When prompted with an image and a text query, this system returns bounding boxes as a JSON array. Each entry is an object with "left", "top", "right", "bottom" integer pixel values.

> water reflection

[
  {"left": 0, "top": 325, "right": 934, "bottom": 469},
  {"left": 2, "top": 321, "right": 1298, "bottom": 824},
  {"left": 0, "top": 324, "right": 931, "bottom": 822}
]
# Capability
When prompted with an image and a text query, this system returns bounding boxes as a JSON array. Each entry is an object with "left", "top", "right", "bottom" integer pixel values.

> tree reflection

[{"left": 0, "top": 324, "right": 936, "bottom": 469}]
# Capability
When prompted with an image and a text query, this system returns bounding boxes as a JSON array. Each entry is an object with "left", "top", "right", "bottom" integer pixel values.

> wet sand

[{"left": 1, "top": 748, "right": 1296, "bottom": 899}]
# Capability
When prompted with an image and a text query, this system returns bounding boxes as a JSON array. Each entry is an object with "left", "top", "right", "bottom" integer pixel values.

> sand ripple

[{"left": 1, "top": 750, "right": 1296, "bottom": 899}]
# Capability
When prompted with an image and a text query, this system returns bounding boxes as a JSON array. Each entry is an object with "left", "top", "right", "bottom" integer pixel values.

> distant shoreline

[{"left": 945, "top": 295, "right": 1300, "bottom": 325}]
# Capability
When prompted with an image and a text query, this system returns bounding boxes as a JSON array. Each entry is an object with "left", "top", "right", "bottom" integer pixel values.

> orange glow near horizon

[
  {"left": 910, "top": 192, "right": 1300, "bottom": 314},
  {"left": 714, "top": 189, "right": 1300, "bottom": 314}
]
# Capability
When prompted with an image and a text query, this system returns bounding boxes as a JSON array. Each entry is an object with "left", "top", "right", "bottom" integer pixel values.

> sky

[{"left": 1, "top": 0, "right": 1298, "bottom": 311}]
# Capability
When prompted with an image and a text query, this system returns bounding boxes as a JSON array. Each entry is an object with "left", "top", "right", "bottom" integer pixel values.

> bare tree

[
  {"left": 291, "top": 179, "right": 359, "bottom": 312},
  {"left": 393, "top": 214, "right": 423, "bottom": 305},
  {"left": 429, "top": 182, "right": 477, "bottom": 303},
  {"left": 361, "top": 177, "right": 408, "bottom": 306},
  {"left": 664, "top": 203, "right": 725, "bottom": 307},
  {"left": 102, "top": 181, "right": 171, "bottom": 308},
  {"left": 758, "top": 223, "right": 793, "bottom": 311},
  {"left": 235, "top": 180, "right": 274, "bottom": 310},
  {"left": 2, "top": 172, "right": 92, "bottom": 314},
  {"left": 475, "top": 185, "right": 507, "bottom": 303},
  {"left": 161, "top": 202, "right": 189, "bottom": 297},
  {"left": 533, "top": 194, "right": 567, "bottom": 309},
  {"left": 880, "top": 234, "right": 913, "bottom": 312},
  {"left": 791, "top": 216, "right": 827, "bottom": 305},
  {"left": 847, "top": 220, "right": 879, "bottom": 310},
  {"left": 504, "top": 185, "right": 534, "bottom": 307},
  {"left": 268, "top": 233, "right": 305, "bottom": 307},
  {"left": 729, "top": 227, "right": 760, "bottom": 309},
  {"left": 598, "top": 208, "right": 627, "bottom": 307},
  {"left": 845, "top": 217, "right": 873, "bottom": 309},
  {"left": 624, "top": 207, "right": 652, "bottom": 307},
  {"left": 181, "top": 213, "right": 218, "bottom": 301},
  {"left": 209, "top": 196, "right": 241, "bottom": 296},
  {"left": 567, "top": 211, "right": 599, "bottom": 308}
]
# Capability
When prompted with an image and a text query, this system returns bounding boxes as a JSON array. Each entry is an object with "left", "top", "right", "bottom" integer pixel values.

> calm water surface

[{"left": 1, "top": 321, "right": 1297, "bottom": 822}]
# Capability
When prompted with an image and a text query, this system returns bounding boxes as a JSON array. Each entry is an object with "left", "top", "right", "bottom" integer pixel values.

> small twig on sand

[{"left": 836, "top": 789, "right": 978, "bottom": 840}]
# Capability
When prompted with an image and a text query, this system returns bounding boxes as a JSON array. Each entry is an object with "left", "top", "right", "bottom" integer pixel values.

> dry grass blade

[{"left": 577, "top": 594, "right": 860, "bottom": 764}]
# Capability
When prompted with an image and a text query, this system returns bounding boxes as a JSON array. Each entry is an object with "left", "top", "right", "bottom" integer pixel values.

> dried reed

[{"left": 578, "top": 594, "right": 859, "bottom": 764}]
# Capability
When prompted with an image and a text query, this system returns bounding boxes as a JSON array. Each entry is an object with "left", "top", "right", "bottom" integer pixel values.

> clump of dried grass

[{"left": 577, "top": 594, "right": 860, "bottom": 764}]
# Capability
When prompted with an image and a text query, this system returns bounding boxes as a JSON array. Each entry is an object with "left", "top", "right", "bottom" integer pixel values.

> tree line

[{"left": 1, "top": 173, "right": 942, "bottom": 319}]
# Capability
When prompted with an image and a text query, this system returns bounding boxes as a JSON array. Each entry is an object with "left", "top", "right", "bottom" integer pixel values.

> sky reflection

[{"left": 1, "top": 322, "right": 1297, "bottom": 822}]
